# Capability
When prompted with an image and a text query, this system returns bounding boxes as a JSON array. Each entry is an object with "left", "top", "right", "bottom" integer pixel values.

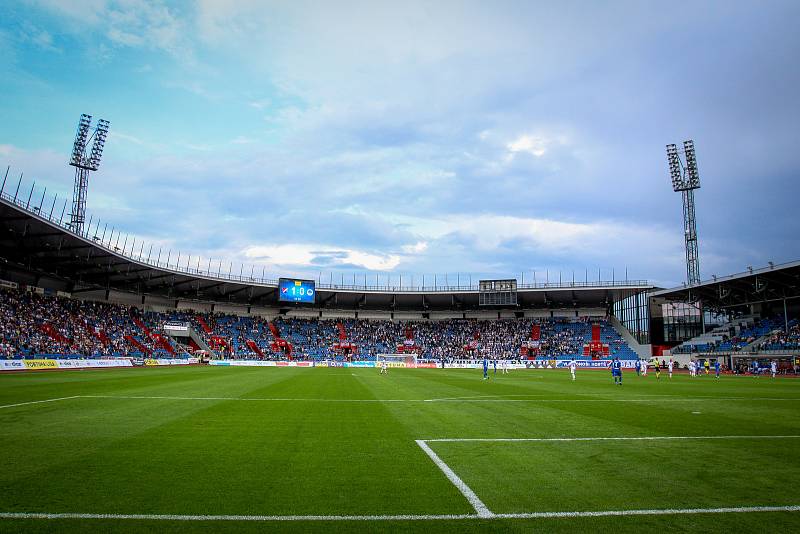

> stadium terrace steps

[
  {"left": 124, "top": 335, "right": 151, "bottom": 356},
  {"left": 246, "top": 340, "right": 264, "bottom": 358},
  {"left": 40, "top": 323, "right": 69, "bottom": 345}
]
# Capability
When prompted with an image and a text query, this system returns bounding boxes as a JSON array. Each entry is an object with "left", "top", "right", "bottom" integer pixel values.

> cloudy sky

[{"left": 1, "top": 0, "right": 798, "bottom": 288}]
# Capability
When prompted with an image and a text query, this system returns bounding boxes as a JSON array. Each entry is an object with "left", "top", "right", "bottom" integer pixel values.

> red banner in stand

[{"left": 531, "top": 325, "right": 541, "bottom": 341}]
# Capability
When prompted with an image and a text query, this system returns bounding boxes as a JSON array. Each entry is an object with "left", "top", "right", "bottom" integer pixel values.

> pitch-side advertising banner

[
  {"left": 204, "top": 359, "right": 639, "bottom": 369},
  {"left": 145, "top": 358, "right": 198, "bottom": 366},
  {"left": 0, "top": 359, "right": 134, "bottom": 371},
  {"left": 209, "top": 360, "right": 314, "bottom": 367}
]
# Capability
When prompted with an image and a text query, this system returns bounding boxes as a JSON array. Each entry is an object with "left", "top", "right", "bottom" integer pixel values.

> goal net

[{"left": 377, "top": 353, "right": 418, "bottom": 367}]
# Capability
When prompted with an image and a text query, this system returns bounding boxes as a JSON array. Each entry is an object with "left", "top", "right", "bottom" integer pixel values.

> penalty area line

[
  {"left": 415, "top": 439, "right": 494, "bottom": 518},
  {"left": 423, "top": 435, "right": 800, "bottom": 443},
  {"left": 0, "top": 396, "right": 81, "bottom": 410},
  {"left": 0, "top": 506, "right": 798, "bottom": 522}
]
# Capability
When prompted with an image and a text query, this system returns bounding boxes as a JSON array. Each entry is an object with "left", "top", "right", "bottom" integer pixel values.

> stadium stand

[
  {"left": 673, "top": 315, "right": 788, "bottom": 354},
  {"left": 0, "top": 286, "right": 639, "bottom": 361},
  {"left": 758, "top": 320, "right": 800, "bottom": 351}
]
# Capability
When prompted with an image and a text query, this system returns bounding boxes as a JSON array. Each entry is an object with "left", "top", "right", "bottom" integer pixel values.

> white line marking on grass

[
  {"left": 0, "top": 512, "right": 478, "bottom": 521},
  {"left": 78, "top": 395, "right": 417, "bottom": 403},
  {"left": 415, "top": 440, "right": 494, "bottom": 518},
  {"left": 494, "top": 505, "right": 800, "bottom": 519},
  {"left": 423, "top": 435, "right": 800, "bottom": 443},
  {"left": 422, "top": 397, "right": 800, "bottom": 403},
  {"left": 73, "top": 394, "right": 800, "bottom": 404},
  {"left": 425, "top": 395, "right": 501, "bottom": 402},
  {"left": 0, "top": 396, "right": 79, "bottom": 410},
  {"left": 0, "top": 506, "right": 797, "bottom": 522}
]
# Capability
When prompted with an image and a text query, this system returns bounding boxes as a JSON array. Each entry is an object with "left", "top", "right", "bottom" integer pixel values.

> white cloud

[
  {"left": 243, "top": 244, "right": 401, "bottom": 271},
  {"left": 32, "top": 0, "right": 190, "bottom": 59},
  {"left": 402, "top": 241, "right": 428, "bottom": 254},
  {"left": 507, "top": 134, "right": 550, "bottom": 158}
]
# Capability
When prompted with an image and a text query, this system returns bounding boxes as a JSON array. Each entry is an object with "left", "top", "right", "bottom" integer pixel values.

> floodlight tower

[
  {"left": 68, "top": 114, "right": 110, "bottom": 234},
  {"left": 666, "top": 140, "right": 701, "bottom": 286}
]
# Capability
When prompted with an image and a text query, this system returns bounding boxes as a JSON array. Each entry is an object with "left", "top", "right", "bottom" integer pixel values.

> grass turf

[{"left": 0, "top": 366, "right": 798, "bottom": 533}]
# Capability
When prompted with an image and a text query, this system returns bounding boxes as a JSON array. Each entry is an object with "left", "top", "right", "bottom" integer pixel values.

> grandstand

[
  {"left": 0, "top": 284, "right": 641, "bottom": 363},
  {"left": 650, "top": 260, "right": 800, "bottom": 372}
]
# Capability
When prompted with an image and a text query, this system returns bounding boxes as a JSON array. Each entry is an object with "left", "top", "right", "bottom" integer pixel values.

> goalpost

[{"left": 377, "top": 353, "right": 418, "bottom": 368}]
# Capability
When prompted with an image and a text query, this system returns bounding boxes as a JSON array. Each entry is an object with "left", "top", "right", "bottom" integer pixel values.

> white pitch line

[
  {"left": 0, "top": 505, "right": 797, "bottom": 522},
  {"left": 415, "top": 440, "right": 494, "bottom": 518},
  {"left": 423, "top": 397, "right": 800, "bottom": 403},
  {"left": 424, "top": 435, "right": 800, "bottom": 443},
  {"left": 73, "top": 395, "right": 800, "bottom": 403},
  {"left": 425, "top": 395, "right": 501, "bottom": 402},
  {"left": 495, "top": 505, "right": 800, "bottom": 519},
  {"left": 78, "top": 395, "right": 417, "bottom": 403},
  {"left": 0, "top": 396, "right": 79, "bottom": 410},
  {"left": 0, "top": 512, "right": 476, "bottom": 521}
]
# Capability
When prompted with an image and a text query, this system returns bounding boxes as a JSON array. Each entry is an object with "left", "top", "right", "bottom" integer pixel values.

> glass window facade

[
  {"left": 613, "top": 290, "right": 650, "bottom": 345},
  {"left": 661, "top": 301, "right": 703, "bottom": 342}
]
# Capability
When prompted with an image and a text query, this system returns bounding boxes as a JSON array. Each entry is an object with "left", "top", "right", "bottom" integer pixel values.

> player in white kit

[
  {"left": 668, "top": 358, "right": 674, "bottom": 379},
  {"left": 642, "top": 359, "right": 648, "bottom": 377},
  {"left": 501, "top": 359, "right": 509, "bottom": 374},
  {"left": 380, "top": 359, "right": 388, "bottom": 375},
  {"left": 771, "top": 360, "right": 778, "bottom": 378},
  {"left": 689, "top": 360, "right": 695, "bottom": 377},
  {"left": 568, "top": 358, "right": 577, "bottom": 381}
]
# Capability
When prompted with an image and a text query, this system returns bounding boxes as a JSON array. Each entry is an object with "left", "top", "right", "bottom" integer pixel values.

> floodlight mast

[
  {"left": 666, "top": 140, "right": 701, "bottom": 286},
  {"left": 68, "top": 114, "right": 110, "bottom": 234}
]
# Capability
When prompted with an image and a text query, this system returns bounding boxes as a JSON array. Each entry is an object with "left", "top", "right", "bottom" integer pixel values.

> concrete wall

[
  {"left": 356, "top": 311, "right": 394, "bottom": 320},
  {"left": 393, "top": 312, "right": 424, "bottom": 320},
  {"left": 429, "top": 312, "right": 464, "bottom": 320},
  {"left": 321, "top": 310, "right": 357, "bottom": 319}
]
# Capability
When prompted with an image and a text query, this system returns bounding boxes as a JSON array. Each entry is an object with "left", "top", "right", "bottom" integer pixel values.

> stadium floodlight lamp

[
  {"left": 88, "top": 119, "right": 110, "bottom": 170},
  {"left": 683, "top": 139, "right": 700, "bottom": 189},
  {"left": 666, "top": 143, "right": 684, "bottom": 191},
  {"left": 69, "top": 114, "right": 92, "bottom": 167}
]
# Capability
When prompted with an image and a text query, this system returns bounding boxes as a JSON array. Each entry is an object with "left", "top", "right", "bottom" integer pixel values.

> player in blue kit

[
  {"left": 635, "top": 359, "right": 641, "bottom": 376},
  {"left": 714, "top": 359, "right": 721, "bottom": 379},
  {"left": 611, "top": 357, "right": 622, "bottom": 385},
  {"left": 483, "top": 358, "right": 489, "bottom": 380},
  {"left": 493, "top": 359, "right": 497, "bottom": 375}
]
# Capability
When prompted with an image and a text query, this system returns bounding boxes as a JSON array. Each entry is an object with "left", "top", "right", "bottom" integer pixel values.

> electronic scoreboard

[
  {"left": 278, "top": 278, "right": 316, "bottom": 304},
  {"left": 479, "top": 279, "right": 518, "bottom": 306}
]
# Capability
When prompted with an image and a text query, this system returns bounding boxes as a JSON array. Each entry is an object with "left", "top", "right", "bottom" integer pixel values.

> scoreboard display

[
  {"left": 479, "top": 279, "right": 518, "bottom": 306},
  {"left": 278, "top": 278, "right": 316, "bottom": 304}
]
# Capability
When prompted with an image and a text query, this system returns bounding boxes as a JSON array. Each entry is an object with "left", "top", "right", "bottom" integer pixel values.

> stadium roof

[
  {"left": 0, "top": 193, "right": 652, "bottom": 310},
  {"left": 650, "top": 260, "right": 800, "bottom": 311}
]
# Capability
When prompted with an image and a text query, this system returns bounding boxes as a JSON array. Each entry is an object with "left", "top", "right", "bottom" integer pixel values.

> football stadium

[{"left": 1, "top": 2, "right": 799, "bottom": 533}]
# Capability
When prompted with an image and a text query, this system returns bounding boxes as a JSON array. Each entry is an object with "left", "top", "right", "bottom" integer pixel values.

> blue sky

[{"left": 1, "top": 0, "right": 799, "bottom": 288}]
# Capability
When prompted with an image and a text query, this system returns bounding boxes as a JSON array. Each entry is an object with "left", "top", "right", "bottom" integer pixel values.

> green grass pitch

[{"left": 0, "top": 366, "right": 798, "bottom": 533}]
